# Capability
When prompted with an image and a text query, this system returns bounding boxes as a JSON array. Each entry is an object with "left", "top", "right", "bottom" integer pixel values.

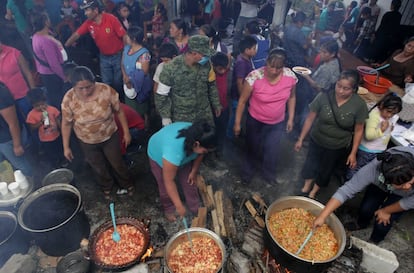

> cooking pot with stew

[
  {"left": 87, "top": 217, "right": 150, "bottom": 270},
  {"left": 164, "top": 227, "right": 226, "bottom": 273},
  {"left": 264, "top": 196, "right": 346, "bottom": 273}
]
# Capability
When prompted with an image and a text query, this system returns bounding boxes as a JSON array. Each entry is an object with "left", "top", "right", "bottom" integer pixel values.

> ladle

[
  {"left": 109, "top": 203, "right": 121, "bottom": 243},
  {"left": 182, "top": 216, "right": 194, "bottom": 253},
  {"left": 296, "top": 229, "right": 313, "bottom": 255},
  {"left": 369, "top": 63, "right": 390, "bottom": 73}
]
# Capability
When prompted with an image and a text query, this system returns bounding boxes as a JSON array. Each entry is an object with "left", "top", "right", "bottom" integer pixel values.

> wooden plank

[
  {"left": 211, "top": 209, "right": 220, "bottom": 234},
  {"left": 196, "top": 175, "right": 214, "bottom": 209},
  {"left": 245, "top": 200, "right": 265, "bottom": 228},
  {"left": 251, "top": 193, "right": 268, "bottom": 216},
  {"left": 191, "top": 216, "right": 199, "bottom": 227},
  {"left": 223, "top": 192, "right": 237, "bottom": 239},
  {"left": 206, "top": 185, "right": 215, "bottom": 209},
  {"left": 196, "top": 207, "right": 207, "bottom": 228},
  {"left": 214, "top": 190, "right": 227, "bottom": 237}
]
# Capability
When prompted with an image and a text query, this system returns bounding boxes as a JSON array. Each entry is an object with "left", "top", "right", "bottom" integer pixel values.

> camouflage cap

[{"left": 188, "top": 35, "right": 216, "bottom": 57}]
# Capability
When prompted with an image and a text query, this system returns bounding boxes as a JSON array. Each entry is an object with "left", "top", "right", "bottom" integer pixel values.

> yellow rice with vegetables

[{"left": 268, "top": 208, "right": 338, "bottom": 261}]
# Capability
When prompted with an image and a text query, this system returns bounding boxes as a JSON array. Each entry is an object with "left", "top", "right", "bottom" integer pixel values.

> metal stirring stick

[
  {"left": 296, "top": 229, "right": 313, "bottom": 255},
  {"left": 182, "top": 217, "right": 194, "bottom": 253}
]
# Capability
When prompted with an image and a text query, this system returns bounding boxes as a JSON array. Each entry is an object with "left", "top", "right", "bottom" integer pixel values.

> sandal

[{"left": 116, "top": 186, "right": 135, "bottom": 196}]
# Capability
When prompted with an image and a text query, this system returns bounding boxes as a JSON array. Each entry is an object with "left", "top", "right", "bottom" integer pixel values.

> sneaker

[{"left": 116, "top": 188, "right": 128, "bottom": 195}]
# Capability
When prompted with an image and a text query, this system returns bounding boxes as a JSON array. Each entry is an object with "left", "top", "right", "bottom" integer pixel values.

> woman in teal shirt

[
  {"left": 147, "top": 120, "right": 216, "bottom": 221},
  {"left": 5, "top": 0, "right": 34, "bottom": 34}
]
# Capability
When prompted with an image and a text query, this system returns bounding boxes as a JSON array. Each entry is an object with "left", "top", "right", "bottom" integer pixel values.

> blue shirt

[{"left": 147, "top": 122, "right": 197, "bottom": 167}]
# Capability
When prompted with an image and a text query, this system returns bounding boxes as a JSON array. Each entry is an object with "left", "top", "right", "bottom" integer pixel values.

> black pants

[{"left": 357, "top": 184, "right": 404, "bottom": 243}]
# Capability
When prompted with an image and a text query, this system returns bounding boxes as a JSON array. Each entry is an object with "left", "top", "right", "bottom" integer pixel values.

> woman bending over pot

[
  {"left": 314, "top": 146, "right": 414, "bottom": 244},
  {"left": 147, "top": 121, "right": 216, "bottom": 222}
]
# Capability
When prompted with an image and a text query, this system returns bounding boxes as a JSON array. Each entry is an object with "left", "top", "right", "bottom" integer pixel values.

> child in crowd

[
  {"left": 245, "top": 20, "right": 271, "bottom": 69},
  {"left": 26, "top": 88, "right": 65, "bottom": 168},
  {"left": 56, "top": 0, "right": 79, "bottom": 41},
  {"left": 347, "top": 93, "right": 402, "bottom": 179},
  {"left": 153, "top": 42, "right": 178, "bottom": 94},
  {"left": 115, "top": 2, "right": 131, "bottom": 30},
  {"left": 353, "top": 6, "right": 375, "bottom": 60},
  {"left": 114, "top": 103, "right": 146, "bottom": 170},
  {"left": 227, "top": 36, "right": 257, "bottom": 138},
  {"left": 211, "top": 52, "right": 230, "bottom": 154},
  {"left": 151, "top": 3, "right": 168, "bottom": 39}
]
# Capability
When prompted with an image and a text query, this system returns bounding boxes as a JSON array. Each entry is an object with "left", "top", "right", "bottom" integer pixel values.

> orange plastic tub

[{"left": 362, "top": 75, "right": 393, "bottom": 94}]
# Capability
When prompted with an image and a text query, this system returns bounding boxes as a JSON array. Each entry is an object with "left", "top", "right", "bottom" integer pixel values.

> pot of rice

[{"left": 264, "top": 196, "right": 346, "bottom": 272}]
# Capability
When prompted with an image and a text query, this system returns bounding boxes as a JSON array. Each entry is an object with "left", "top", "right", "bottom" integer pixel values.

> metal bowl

[
  {"left": 42, "top": 168, "right": 74, "bottom": 186},
  {"left": 164, "top": 227, "right": 226, "bottom": 273},
  {"left": 265, "top": 196, "right": 346, "bottom": 264}
]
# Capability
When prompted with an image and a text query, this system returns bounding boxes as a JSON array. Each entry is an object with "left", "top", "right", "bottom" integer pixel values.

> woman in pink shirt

[
  {"left": 0, "top": 39, "right": 36, "bottom": 120},
  {"left": 234, "top": 49, "right": 297, "bottom": 185}
]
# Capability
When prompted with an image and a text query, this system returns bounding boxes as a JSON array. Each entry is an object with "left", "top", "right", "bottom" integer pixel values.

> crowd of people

[{"left": 1, "top": 0, "right": 414, "bottom": 244}]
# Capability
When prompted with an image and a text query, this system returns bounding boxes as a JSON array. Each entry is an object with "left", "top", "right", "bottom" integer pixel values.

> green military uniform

[{"left": 155, "top": 35, "right": 222, "bottom": 125}]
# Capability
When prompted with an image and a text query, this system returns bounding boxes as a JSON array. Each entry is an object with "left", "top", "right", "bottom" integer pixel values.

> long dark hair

[
  {"left": 30, "top": 11, "right": 49, "bottom": 33},
  {"left": 377, "top": 150, "right": 414, "bottom": 185},
  {"left": 371, "top": 92, "right": 402, "bottom": 113},
  {"left": 176, "top": 120, "right": 217, "bottom": 155}
]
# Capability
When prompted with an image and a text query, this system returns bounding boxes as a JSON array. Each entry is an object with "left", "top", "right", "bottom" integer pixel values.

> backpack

[{"left": 127, "top": 47, "right": 153, "bottom": 104}]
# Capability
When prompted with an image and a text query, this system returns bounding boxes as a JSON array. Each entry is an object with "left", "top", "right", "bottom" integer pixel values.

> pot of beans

[
  {"left": 164, "top": 227, "right": 226, "bottom": 273},
  {"left": 87, "top": 217, "right": 150, "bottom": 270},
  {"left": 264, "top": 196, "right": 346, "bottom": 273}
]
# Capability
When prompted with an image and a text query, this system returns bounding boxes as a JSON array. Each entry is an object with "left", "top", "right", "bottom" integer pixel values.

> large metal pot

[
  {"left": 264, "top": 196, "right": 346, "bottom": 273},
  {"left": 164, "top": 227, "right": 226, "bottom": 273},
  {"left": 88, "top": 217, "right": 150, "bottom": 270},
  {"left": 17, "top": 183, "right": 90, "bottom": 257},
  {"left": 0, "top": 211, "right": 30, "bottom": 267}
]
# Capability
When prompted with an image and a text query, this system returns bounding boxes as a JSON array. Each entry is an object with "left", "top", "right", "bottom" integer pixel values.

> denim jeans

[
  {"left": 99, "top": 51, "right": 124, "bottom": 101},
  {"left": 0, "top": 140, "right": 32, "bottom": 176},
  {"left": 242, "top": 113, "right": 284, "bottom": 182},
  {"left": 226, "top": 100, "right": 238, "bottom": 139},
  {"left": 357, "top": 184, "right": 404, "bottom": 243},
  {"left": 346, "top": 149, "right": 378, "bottom": 180}
]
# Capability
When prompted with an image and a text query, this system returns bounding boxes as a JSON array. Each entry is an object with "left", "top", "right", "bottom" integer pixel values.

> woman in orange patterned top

[{"left": 61, "top": 66, "right": 134, "bottom": 199}]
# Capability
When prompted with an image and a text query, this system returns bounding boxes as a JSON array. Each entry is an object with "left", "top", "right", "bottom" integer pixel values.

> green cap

[{"left": 188, "top": 35, "right": 216, "bottom": 57}]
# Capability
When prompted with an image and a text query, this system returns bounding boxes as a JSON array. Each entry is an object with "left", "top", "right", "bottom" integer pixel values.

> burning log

[{"left": 245, "top": 200, "right": 265, "bottom": 228}]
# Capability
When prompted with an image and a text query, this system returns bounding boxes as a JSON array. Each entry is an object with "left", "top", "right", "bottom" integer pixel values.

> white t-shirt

[{"left": 239, "top": 2, "right": 258, "bottom": 18}]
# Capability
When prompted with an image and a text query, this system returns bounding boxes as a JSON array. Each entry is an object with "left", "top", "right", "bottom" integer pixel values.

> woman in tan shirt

[{"left": 61, "top": 66, "right": 134, "bottom": 199}]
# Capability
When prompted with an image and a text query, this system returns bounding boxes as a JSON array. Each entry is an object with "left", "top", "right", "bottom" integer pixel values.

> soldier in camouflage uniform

[{"left": 155, "top": 35, "right": 222, "bottom": 126}]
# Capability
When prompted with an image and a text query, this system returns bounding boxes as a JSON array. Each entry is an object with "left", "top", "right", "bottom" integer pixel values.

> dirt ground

[{"left": 30, "top": 132, "right": 414, "bottom": 273}]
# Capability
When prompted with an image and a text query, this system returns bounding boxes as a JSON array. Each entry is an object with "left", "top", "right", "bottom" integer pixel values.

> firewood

[
  {"left": 214, "top": 190, "right": 227, "bottom": 237},
  {"left": 196, "top": 175, "right": 214, "bottom": 209},
  {"left": 223, "top": 192, "right": 237, "bottom": 239},
  {"left": 197, "top": 207, "right": 207, "bottom": 228},
  {"left": 191, "top": 216, "right": 199, "bottom": 227},
  {"left": 245, "top": 200, "right": 265, "bottom": 228},
  {"left": 251, "top": 193, "right": 268, "bottom": 215},
  {"left": 211, "top": 209, "right": 220, "bottom": 235},
  {"left": 207, "top": 185, "right": 215, "bottom": 208}
]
